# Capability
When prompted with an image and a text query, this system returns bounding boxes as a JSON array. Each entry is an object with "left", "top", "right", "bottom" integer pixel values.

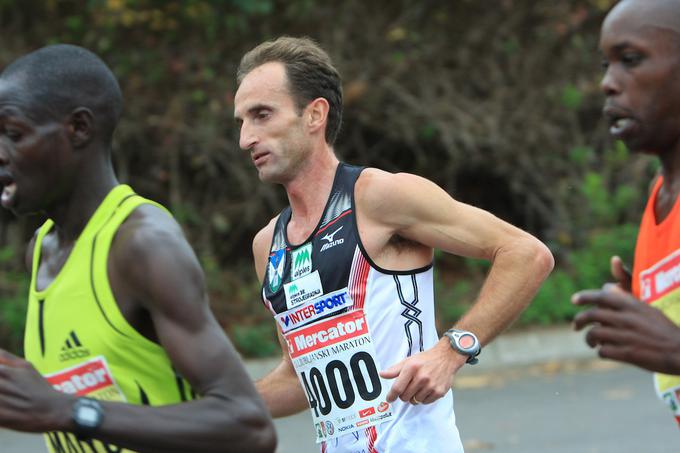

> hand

[
  {"left": 610, "top": 255, "right": 632, "bottom": 293},
  {"left": 0, "top": 349, "right": 74, "bottom": 432},
  {"left": 572, "top": 285, "right": 680, "bottom": 375},
  {"left": 379, "top": 340, "right": 466, "bottom": 405}
]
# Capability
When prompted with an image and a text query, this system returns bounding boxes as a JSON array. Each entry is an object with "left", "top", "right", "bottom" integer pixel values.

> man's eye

[
  {"left": 621, "top": 53, "right": 642, "bottom": 67},
  {"left": 601, "top": 58, "right": 610, "bottom": 70}
]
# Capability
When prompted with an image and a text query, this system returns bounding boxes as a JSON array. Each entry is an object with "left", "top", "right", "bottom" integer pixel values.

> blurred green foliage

[{"left": 0, "top": 0, "right": 658, "bottom": 356}]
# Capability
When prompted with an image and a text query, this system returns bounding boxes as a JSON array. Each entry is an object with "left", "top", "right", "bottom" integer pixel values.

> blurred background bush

[{"left": 0, "top": 0, "right": 657, "bottom": 357}]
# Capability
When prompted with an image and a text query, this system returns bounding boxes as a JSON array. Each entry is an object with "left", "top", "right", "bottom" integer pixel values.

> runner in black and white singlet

[
  {"left": 234, "top": 37, "right": 555, "bottom": 452},
  {"left": 262, "top": 163, "right": 459, "bottom": 451}
]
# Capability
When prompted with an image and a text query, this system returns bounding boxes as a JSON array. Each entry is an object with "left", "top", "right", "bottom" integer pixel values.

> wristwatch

[
  {"left": 72, "top": 397, "right": 104, "bottom": 438},
  {"left": 443, "top": 329, "right": 481, "bottom": 364}
]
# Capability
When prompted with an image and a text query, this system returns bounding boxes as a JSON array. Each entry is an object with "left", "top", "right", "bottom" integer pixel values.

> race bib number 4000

[{"left": 285, "top": 310, "right": 394, "bottom": 443}]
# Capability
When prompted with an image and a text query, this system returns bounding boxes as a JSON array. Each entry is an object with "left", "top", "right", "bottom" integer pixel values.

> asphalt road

[{"left": 2, "top": 360, "right": 677, "bottom": 453}]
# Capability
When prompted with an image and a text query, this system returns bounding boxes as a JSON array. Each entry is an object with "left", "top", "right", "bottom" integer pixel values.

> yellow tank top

[{"left": 23, "top": 185, "right": 195, "bottom": 453}]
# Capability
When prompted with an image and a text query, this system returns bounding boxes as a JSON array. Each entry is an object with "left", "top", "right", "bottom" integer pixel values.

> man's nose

[
  {"left": 239, "top": 122, "right": 258, "bottom": 150},
  {"left": 600, "top": 66, "right": 621, "bottom": 97}
]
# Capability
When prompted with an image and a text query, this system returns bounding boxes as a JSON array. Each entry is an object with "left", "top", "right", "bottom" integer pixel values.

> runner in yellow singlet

[{"left": 0, "top": 44, "right": 275, "bottom": 452}]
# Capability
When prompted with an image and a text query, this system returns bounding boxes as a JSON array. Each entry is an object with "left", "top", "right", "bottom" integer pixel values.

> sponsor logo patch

[
  {"left": 277, "top": 288, "right": 353, "bottom": 333},
  {"left": 284, "top": 270, "right": 323, "bottom": 310},
  {"left": 320, "top": 226, "right": 345, "bottom": 252},
  {"left": 325, "top": 421, "right": 334, "bottom": 436},
  {"left": 359, "top": 407, "right": 375, "bottom": 418},
  {"left": 291, "top": 243, "right": 313, "bottom": 280},
  {"left": 639, "top": 249, "right": 680, "bottom": 303},
  {"left": 268, "top": 249, "right": 286, "bottom": 293}
]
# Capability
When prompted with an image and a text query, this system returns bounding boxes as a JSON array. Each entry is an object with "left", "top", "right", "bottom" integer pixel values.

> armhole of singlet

[
  {"left": 89, "top": 195, "right": 172, "bottom": 351},
  {"left": 350, "top": 166, "right": 433, "bottom": 275},
  {"left": 29, "top": 220, "right": 54, "bottom": 295}
]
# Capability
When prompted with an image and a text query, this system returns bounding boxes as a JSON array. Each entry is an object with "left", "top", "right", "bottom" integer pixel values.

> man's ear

[
  {"left": 68, "top": 107, "right": 94, "bottom": 148},
  {"left": 306, "top": 97, "right": 330, "bottom": 135}
]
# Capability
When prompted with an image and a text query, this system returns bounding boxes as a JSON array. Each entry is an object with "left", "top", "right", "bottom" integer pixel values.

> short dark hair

[
  {"left": 237, "top": 36, "right": 343, "bottom": 145},
  {"left": 1, "top": 44, "right": 123, "bottom": 144}
]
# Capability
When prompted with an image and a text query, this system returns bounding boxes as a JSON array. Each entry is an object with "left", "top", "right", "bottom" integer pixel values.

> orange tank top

[
  {"left": 631, "top": 176, "right": 680, "bottom": 304},
  {"left": 631, "top": 175, "right": 680, "bottom": 427}
]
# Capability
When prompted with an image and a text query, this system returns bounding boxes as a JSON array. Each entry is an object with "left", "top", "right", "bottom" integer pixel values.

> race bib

[
  {"left": 43, "top": 356, "right": 131, "bottom": 453},
  {"left": 285, "top": 310, "right": 395, "bottom": 442},
  {"left": 45, "top": 355, "right": 126, "bottom": 401},
  {"left": 659, "top": 383, "right": 680, "bottom": 427}
]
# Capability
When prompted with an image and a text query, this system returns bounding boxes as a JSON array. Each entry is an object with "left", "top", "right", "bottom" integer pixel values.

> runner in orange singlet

[{"left": 573, "top": 0, "right": 680, "bottom": 426}]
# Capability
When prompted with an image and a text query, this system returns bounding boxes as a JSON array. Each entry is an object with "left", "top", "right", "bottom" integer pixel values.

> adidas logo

[{"left": 59, "top": 330, "right": 91, "bottom": 362}]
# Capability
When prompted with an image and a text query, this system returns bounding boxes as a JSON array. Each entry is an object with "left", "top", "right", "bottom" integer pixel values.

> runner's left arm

[{"left": 356, "top": 170, "right": 554, "bottom": 404}]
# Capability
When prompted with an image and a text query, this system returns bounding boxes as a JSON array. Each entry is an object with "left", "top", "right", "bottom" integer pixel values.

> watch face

[
  {"left": 74, "top": 398, "right": 103, "bottom": 432},
  {"left": 458, "top": 333, "right": 476, "bottom": 350},
  {"left": 78, "top": 406, "right": 101, "bottom": 427}
]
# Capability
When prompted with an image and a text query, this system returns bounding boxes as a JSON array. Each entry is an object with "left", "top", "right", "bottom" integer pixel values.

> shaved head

[
  {"left": 0, "top": 44, "right": 122, "bottom": 145},
  {"left": 599, "top": 0, "right": 680, "bottom": 155},
  {"left": 607, "top": 0, "right": 680, "bottom": 36}
]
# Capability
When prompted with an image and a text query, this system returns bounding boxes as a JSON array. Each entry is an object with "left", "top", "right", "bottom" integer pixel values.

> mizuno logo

[
  {"left": 321, "top": 226, "right": 343, "bottom": 243},
  {"left": 320, "top": 226, "right": 345, "bottom": 252}
]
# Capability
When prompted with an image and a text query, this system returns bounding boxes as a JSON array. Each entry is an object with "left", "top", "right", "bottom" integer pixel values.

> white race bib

[{"left": 285, "top": 310, "right": 395, "bottom": 442}]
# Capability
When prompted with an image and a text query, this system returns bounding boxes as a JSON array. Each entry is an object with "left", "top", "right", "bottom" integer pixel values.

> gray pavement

[{"left": 3, "top": 325, "right": 678, "bottom": 452}]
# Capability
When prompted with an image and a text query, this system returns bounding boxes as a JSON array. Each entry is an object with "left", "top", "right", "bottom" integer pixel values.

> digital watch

[
  {"left": 72, "top": 397, "right": 104, "bottom": 438},
  {"left": 443, "top": 329, "right": 481, "bottom": 365}
]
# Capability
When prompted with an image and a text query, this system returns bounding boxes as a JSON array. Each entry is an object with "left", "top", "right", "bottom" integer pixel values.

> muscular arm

[
  {"left": 357, "top": 170, "right": 554, "bottom": 403},
  {"left": 0, "top": 206, "right": 276, "bottom": 452},
  {"left": 251, "top": 220, "right": 308, "bottom": 417},
  {"left": 359, "top": 169, "right": 553, "bottom": 343}
]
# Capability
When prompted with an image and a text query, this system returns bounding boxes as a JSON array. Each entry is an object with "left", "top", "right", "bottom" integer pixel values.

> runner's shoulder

[
  {"left": 253, "top": 215, "right": 279, "bottom": 255},
  {"left": 111, "top": 203, "right": 198, "bottom": 277}
]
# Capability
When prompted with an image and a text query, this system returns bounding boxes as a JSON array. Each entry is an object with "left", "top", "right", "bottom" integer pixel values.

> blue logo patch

[{"left": 268, "top": 249, "right": 286, "bottom": 293}]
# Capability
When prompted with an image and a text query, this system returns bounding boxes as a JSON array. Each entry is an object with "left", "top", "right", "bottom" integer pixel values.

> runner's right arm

[{"left": 252, "top": 221, "right": 309, "bottom": 417}]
